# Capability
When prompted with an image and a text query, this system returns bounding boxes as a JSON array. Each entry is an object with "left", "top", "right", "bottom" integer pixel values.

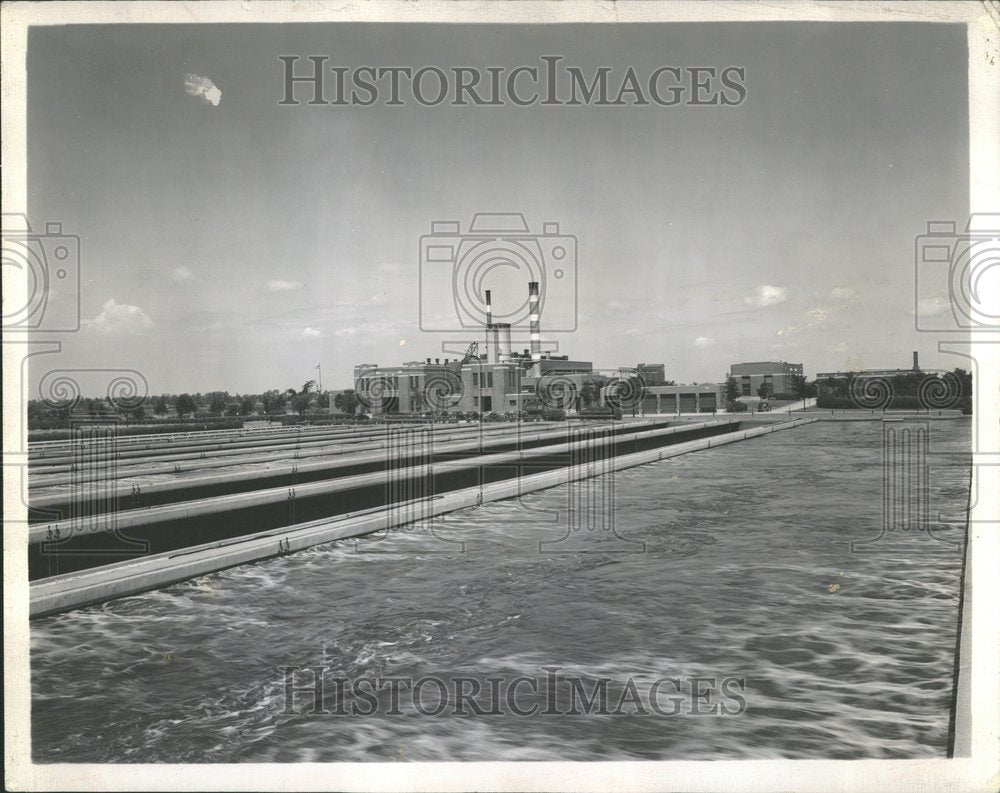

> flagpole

[{"left": 315, "top": 363, "right": 322, "bottom": 391}]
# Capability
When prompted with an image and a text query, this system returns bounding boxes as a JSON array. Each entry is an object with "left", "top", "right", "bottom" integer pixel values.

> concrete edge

[{"left": 29, "top": 417, "right": 816, "bottom": 617}]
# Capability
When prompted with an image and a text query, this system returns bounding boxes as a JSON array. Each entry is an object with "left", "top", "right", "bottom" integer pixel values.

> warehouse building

[
  {"left": 635, "top": 383, "right": 725, "bottom": 414},
  {"left": 729, "top": 361, "right": 804, "bottom": 398}
]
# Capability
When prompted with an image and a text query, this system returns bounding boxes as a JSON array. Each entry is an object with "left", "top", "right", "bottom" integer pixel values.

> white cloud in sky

[
  {"left": 694, "top": 336, "right": 715, "bottom": 348},
  {"left": 171, "top": 266, "right": 198, "bottom": 284},
  {"left": 184, "top": 73, "right": 222, "bottom": 106},
  {"left": 302, "top": 327, "right": 324, "bottom": 339},
  {"left": 266, "top": 279, "right": 305, "bottom": 292},
  {"left": 86, "top": 299, "right": 154, "bottom": 336},
  {"left": 830, "top": 286, "right": 857, "bottom": 301},
  {"left": 744, "top": 284, "right": 788, "bottom": 307}
]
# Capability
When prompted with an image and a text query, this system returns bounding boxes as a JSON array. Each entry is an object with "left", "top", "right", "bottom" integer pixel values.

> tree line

[{"left": 28, "top": 381, "right": 366, "bottom": 430}]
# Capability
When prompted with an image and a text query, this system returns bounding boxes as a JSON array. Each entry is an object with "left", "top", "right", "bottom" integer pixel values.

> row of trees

[
  {"left": 815, "top": 368, "right": 972, "bottom": 412},
  {"left": 27, "top": 381, "right": 364, "bottom": 430},
  {"left": 145, "top": 381, "right": 338, "bottom": 418}
]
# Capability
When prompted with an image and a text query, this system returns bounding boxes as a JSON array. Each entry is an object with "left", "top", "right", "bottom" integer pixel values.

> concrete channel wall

[
  {"left": 28, "top": 420, "right": 549, "bottom": 473},
  {"left": 29, "top": 417, "right": 817, "bottom": 617},
  {"left": 28, "top": 420, "right": 740, "bottom": 578},
  {"left": 28, "top": 419, "right": 712, "bottom": 519},
  {"left": 28, "top": 419, "right": 678, "bottom": 505}
]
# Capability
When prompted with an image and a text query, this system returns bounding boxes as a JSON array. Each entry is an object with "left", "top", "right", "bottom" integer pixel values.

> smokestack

[
  {"left": 485, "top": 289, "right": 499, "bottom": 364},
  {"left": 497, "top": 323, "right": 511, "bottom": 364},
  {"left": 912, "top": 351, "right": 919, "bottom": 371},
  {"left": 528, "top": 281, "right": 541, "bottom": 361}
]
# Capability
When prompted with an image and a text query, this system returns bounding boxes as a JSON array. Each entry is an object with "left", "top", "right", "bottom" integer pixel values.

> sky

[{"left": 27, "top": 22, "right": 969, "bottom": 394}]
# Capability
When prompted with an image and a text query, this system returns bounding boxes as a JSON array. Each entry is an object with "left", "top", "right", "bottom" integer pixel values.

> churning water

[{"left": 31, "top": 420, "right": 970, "bottom": 761}]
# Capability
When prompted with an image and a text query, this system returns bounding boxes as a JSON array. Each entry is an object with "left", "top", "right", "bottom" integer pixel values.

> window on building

[
  {"left": 487, "top": 372, "right": 493, "bottom": 388},
  {"left": 741, "top": 376, "right": 751, "bottom": 396},
  {"left": 473, "top": 396, "right": 479, "bottom": 407},
  {"left": 472, "top": 372, "right": 479, "bottom": 387}
]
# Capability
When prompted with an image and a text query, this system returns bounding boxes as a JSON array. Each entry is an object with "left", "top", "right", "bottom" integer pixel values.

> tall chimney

[
  {"left": 485, "top": 289, "right": 498, "bottom": 364},
  {"left": 528, "top": 281, "right": 541, "bottom": 361},
  {"left": 497, "top": 323, "right": 512, "bottom": 364},
  {"left": 912, "top": 351, "right": 919, "bottom": 371}
]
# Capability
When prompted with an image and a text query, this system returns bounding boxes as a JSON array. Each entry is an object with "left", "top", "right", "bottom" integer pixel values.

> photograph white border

[{"left": 3, "top": 2, "right": 998, "bottom": 791}]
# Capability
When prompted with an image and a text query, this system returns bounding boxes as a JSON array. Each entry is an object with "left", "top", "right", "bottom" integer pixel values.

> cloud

[
  {"left": 86, "top": 299, "right": 154, "bottom": 336},
  {"left": 777, "top": 304, "right": 837, "bottom": 336},
  {"left": 694, "top": 336, "right": 715, "bottom": 348},
  {"left": 744, "top": 285, "right": 788, "bottom": 308},
  {"left": 302, "top": 327, "right": 324, "bottom": 339},
  {"left": 830, "top": 286, "right": 857, "bottom": 301},
  {"left": 184, "top": 73, "right": 222, "bottom": 106},
  {"left": 171, "top": 266, "right": 198, "bottom": 284},
  {"left": 265, "top": 279, "right": 305, "bottom": 292}
]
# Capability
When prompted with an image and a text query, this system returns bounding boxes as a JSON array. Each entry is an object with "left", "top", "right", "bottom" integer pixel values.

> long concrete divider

[
  {"left": 28, "top": 420, "right": 537, "bottom": 470},
  {"left": 29, "top": 419, "right": 706, "bottom": 516},
  {"left": 29, "top": 420, "right": 739, "bottom": 543},
  {"left": 29, "top": 417, "right": 817, "bottom": 617},
  {"left": 29, "top": 419, "right": 367, "bottom": 448},
  {"left": 28, "top": 421, "right": 388, "bottom": 460},
  {"left": 29, "top": 418, "right": 672, "bottom": 490}
]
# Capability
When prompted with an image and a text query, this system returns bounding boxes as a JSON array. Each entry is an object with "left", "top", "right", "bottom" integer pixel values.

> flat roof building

[{"left": 729, "top": 361, "right": 803, "bottom": 398}]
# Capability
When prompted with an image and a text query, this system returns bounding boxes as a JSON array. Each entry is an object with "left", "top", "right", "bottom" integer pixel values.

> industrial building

[
  {"left": 814, "top": 352, "right": 924, "bottom": 402},
  {"left": 729, "top": 361, "right": 804, "bottom": 398},
  {"left": 635, "top": 363, "right": 667, "bottom": 386},
  {"left": 354, "top": 283, "right": 808, "bottom": 417},
  {"left": 356, "top": 282, "right": 597, "bottom": 415},
  {"left": 639, "top": 383, "right": 725, "bottom": 414}
]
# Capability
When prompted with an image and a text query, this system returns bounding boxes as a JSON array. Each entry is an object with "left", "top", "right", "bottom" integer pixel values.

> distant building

[
  {"left": 632, "top": 382, "right": 725, "bottom": 414},
  {"left": 636, "top": 363, "right": 666, "bottom": 386},
  {"left": 354, "top": 351, "right": 596, "bottom": 415},
  {"left": 814, "top": 352, "right": 924, "bottom": 404},
  {"left": 729, "top": 361, "right": 804, "bottom": 398}
]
